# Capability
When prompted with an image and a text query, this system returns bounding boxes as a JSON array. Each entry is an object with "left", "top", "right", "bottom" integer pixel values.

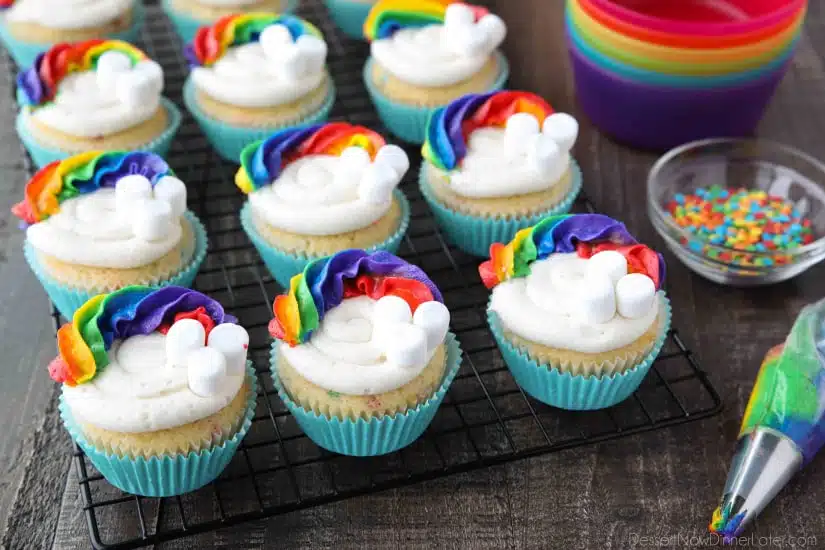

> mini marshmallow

[
  {"left": 153, "top": 175, "right": 187, "bottom": 218},
  {"left": 542, "top": 113, "right": 579, "bottom": 154},
  {"left": 384, "top": 323, "right": 428, "bottom": 369},
  {"left": 504, "top": 113, "right": 540, "bottom": 156},
  {"left": 476, "top": 14, "right": 507, "bottom": 50},
  {"left": 374, "top": 145, "right": 410, "bottom": 179},
  {"left": 96, "top": 51, "right": 131, "bottom": 95},
  {"left": 616, "top": 273, "right": 656, "bottom": 319},
  {"left": 207, "top": 323, "right": 249, "bottom": 377},
  {"left": 295, "top": 35, "right": 328, "bottom": 74},
  {"left": 333, "top": 147, "right": 371, "bottom": 188},
  {"left": 575, "top": 272, "right": 616, "bottom": 324},
  {"left": 115, "top": 174, "right": 152, "bottom": 214},
  {"left": 528, "top": 133, "right": 561, "bottom": 176},
  {"left": 116, "top": 70, "right": 156, "bottom": 108},
  {"left": 132, "top": 60, "right": 164, "bottom": 95},
  {"left": 359, "top": 162, "right": 399, "bottom": 205},
  {"left": 586, "top": 250, "right": 628, "bottom": 285},
  {"left": 259, "top": 23, "right": 293, "bottom": 55},
  {"left": 412, "top": 301, "right": 450, "bottom": 353},
  {"left": 187, "top": 347, "right": 228, "bottom": 397},
  {"left": 444, "top": 2, "right": 476, "bottom": 28},
  {"left": 165, "top": 318, "right": 206, "bottom": 367},
  {"left": 132, "top": 198, "right": 173, "bottom": 242},
  {"left": 372, "top": 295, "right": 413, "bottom": 346}
]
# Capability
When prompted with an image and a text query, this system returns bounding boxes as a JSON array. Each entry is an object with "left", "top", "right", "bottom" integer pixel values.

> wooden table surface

[{"left": 5, "top": 1, "right": 825, "bottom": 548}]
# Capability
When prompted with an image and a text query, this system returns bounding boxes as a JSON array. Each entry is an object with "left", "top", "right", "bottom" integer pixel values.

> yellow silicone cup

[{"left": 568, "top": 0, "right": 803, "bottom": 75}]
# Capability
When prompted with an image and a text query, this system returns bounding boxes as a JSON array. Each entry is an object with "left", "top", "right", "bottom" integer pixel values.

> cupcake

[
  {"left": 324, "top": 0, "right": 373, "bottom": 40},
  {"left": 51, "top": 286, "right": 256, "bottom": 496},
  {"left": 0, "top": 0, "right": 143, "bottom": 68},
  {"left": 235, "top": 122, "right": 411, "bottom": 288},
  {"left": 183, "top": 13, "right": 335, "bottom": 162},
  {"left": 15, "top": 40, "right": 182, "bottom": 169},
  {"left": 420, "top": 90, "right": 583, "bottom": 257},
  {"left": 269, "top": 249, "right": 462, "bottom": 456},
  {"left": 162, "top": 0, "right": 296, "bottom": 44},
  {"left": 480, "top": 214, "right": 671, "bottom": 411},
  {"left": 362, "top": 0, "right": 509, "bottom": 144},
  {"left": 12, "top": 151, "right": 207, "bottom": 320}
]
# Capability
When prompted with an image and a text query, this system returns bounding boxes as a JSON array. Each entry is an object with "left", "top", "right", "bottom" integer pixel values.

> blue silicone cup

[
  {"left": 184, "top": 76, "right": 336, "bottom": 163},
  {"left": 271, "top": 332, "right": 462, "bottom": 456},
  {"left": 363, "top": 53, "right": 510, "bottom": 145},
  {"left": 0, "top": 0, "right": 144, "bottom": 68},
  {"left": 324, "top": 0, "right": 372, "bottom": 40},
  {"left": 418, "top": 159, "right": 583, "bottom": 257},
  {"left": 60, "top": 363, "right": 258, "bottom": 497},
  {"left": 240, "top": 189, "right": 410, "bottom": 288},
  {"left": 24, "top": 211, "right": 208, "bottom": 320},
  {"left": 161, "top": 0, "right": 298, "bottom": 44},
  {"left": 15, "top": 97, "right": 182, "bottom": 169},
  {"left": 488, "top": 294, "right": 672, "bottom": 411}
]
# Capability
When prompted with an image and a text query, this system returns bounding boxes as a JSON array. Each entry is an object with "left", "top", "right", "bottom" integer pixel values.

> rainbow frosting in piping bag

[{"left": 710, "top": 298, "right": 825, "bottom": 539}]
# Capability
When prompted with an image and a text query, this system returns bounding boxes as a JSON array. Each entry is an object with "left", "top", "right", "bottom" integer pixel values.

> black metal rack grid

[{"left": 6, "top": 1, "right": 723, "bottom": 548}]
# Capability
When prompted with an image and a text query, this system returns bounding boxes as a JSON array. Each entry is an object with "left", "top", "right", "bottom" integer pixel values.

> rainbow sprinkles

[
  {"left": 11, "top": 151, "right": 174, "bottom": 226},
  {"left": 16, "top": 40, "right": 148, "bottom": 106},
  {"left": 479, "top": 214, "right": 666, "bottom": 290},
  {"left": 363, "top": 0, "right": 488, "bottom": 41},
  {"left": 184, "top": 12, "right": 323, "bottom": 67}
]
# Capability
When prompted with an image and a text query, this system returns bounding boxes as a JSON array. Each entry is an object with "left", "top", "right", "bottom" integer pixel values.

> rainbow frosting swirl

[
  {"left": 363, "top": 0, "right": 485, "bottom": 41},
  {"left": 11, "top": 151, "right": 174, "bottom": 226},
  {"left": 16, "top": 40, "right": 148, "bottom": 107},
  {"left": 269, "top": 250, "right": 443, "bottom": 346},
  {"left": 184, "top": 12, "right": 323, "bottom": 67},
  {"left": 235, "top": 122, "right": 386, "bottom": 194},
  {"left": 422, "top": 91, "right": 554, "bottom": 171},
  {"left": 49, "top": 286, "right": 237, "bottom": 386},
  {"left": 479, "top": 214, "right": 666, "bottom": 290}
]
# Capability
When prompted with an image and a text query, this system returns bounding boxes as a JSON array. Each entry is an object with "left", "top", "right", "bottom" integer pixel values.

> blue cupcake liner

[
  {"left": 240, "top": 188, "right": 410, "bottom": 288},
  {"left": 24, "top": 210, "right": 208, "bottom": 320},
  {"left": 323, "top": 0, "right": 372, "bottom": 40},
  {"left": 60, "top": 363, "right": 258, "bottom": 497},
  {"left": 0, "top": 0, "right": 144, "bottom": 69},
  {"left": 270, "top": 332, "right": 463, "bottom": 456},
  {"left": 161, "top": 0, "right": 298, "bottom": 44},
  {"left": 488, "top": 294, "right": 672, "bottom": 411},
  {"left": 183, "top": 76, "right": 335, "bottom": 164},
  {"left": 363, "top": 53, "right": 510, "bottom": 144},
  {"left": 15, "top": 97, "right": 182, "bottom": 169},
  {"left": 418, "top": 159, "right": 583, "bottom": 257}
]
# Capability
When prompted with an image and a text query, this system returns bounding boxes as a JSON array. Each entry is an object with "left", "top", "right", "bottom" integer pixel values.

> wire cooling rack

[{"left": 5, "top": 1, "right": 723, "bottom": 548}]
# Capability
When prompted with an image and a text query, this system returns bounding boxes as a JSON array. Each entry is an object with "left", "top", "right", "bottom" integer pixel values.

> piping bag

[{"left": 709, "top": 297, "right": 825, "bottom": 539}]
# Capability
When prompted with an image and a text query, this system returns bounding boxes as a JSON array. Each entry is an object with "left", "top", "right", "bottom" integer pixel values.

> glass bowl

[{"left": 647, "top": 138, "right": 825, "bottom": 286}]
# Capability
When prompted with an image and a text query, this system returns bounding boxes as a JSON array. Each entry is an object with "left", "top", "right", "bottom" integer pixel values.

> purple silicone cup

[{"left": 567, "top": 36, "right": 790, "bottom": 151}]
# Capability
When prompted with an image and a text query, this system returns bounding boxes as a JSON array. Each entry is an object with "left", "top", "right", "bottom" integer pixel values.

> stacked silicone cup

[{"left": 566, "top": 0, "right": 807, "bottom": 151}]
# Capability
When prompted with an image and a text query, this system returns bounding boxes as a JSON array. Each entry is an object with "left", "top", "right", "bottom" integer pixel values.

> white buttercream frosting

[
  {"left": 26, "top": 180, "right": 186, "bottom": 269},
  {"left": 490, "top": 253, "right": 661, "bottom": 354},
  {"left": 5, "top": 0, "right": 133, "bottom": 30},
  {"left": 280, "top": 295, "right": 450, "bottom": 395},
  {"left": 249, "top": 147, "right": 407, "bottom": 236},
  {"left": 28, "top": 58, "right": 163, "bottom": 138},
  {"left": 63, "top": 332, "right": 246, "bottom": 433}
]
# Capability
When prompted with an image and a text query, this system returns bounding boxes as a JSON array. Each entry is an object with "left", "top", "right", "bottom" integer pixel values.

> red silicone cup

[
  {"left": 589, "top": 0, "right": 806, "bottom": 36},
  {"left": 577, "top": 0, "right": 805, "bottom": 48}
]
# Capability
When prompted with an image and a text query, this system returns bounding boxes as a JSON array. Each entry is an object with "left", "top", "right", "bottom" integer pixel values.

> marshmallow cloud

[
  {"left": 114, "top": 174, "right": 187, "bottom": 243},
  {"left": 442, "top": 3, "right": 507, "bottom": 57},
  {"left": 259, "top": 23, "right": 328, "bottom": 81},
  {"left": 503, "top": 112, "right": 579, "bottom": 178},
  {"left": 96, "top": 51, "right": 164, "bottom": 107},
  {"left": 371, "top": 296, "right": 450, "bottom": 369}
]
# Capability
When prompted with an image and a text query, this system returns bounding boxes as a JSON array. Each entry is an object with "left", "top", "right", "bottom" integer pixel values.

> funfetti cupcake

[
  {"left": 235, "top": 122, "right": 411, "bottom": 288},
  {"left": 362, "top": 0, "right": 509, "bottom": 144},
  {"left": 324, "top": 0, "right": 374, "bottom": 40},
  {"left": 183, "top": 13, "right": 335, "bottom": 162},
  {"left": 0, "top": 0, "right": 143, "bottom": 68},
  {"left": 12, "top": 151, "right": 207, "bottom": 320},
  {"left": 51, "top": 286, "right": 257, "bottom": 496},
  {"left": 162, "top": 0, "right": 296, "bottom": 44},
  {"left": 420, "top": 90, "right": 583, "bottom": 257},
  {"left": 269, "top": 249, "right": 462, "bottom": 456},
  {"left": 15, "top": 40, "right": 182, "bottom": 168},
  {"left": 480, "top": 214, "right": 672, "bottom": 411}
]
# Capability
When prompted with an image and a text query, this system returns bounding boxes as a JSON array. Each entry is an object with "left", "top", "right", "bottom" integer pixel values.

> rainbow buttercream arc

[
  {"left": 16, "top": 40, "right": 148, "bottom": 106},
  {"left": 422, "top": 91, "right": 554, "bottom": 171},
  {"left": 48, "top": 286, "right": 238, "bottom": 387},
  {"left": 478, "top": 214, "right": 666, "bottom": 290},
  {"left": 184, "top": 12, "right": 323, "bottom": 67},
  {"left": 269, "top": 249, "right": 443, "bottom": 346},
  {"left": 363, "top": 0, "right": 484, "bottom": 41},
  {"left": 10, "top": 151, "right": 174, "bottom": 225},
  {"left": 235, "top": 122, "right": 386, "bottom": 194}
]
